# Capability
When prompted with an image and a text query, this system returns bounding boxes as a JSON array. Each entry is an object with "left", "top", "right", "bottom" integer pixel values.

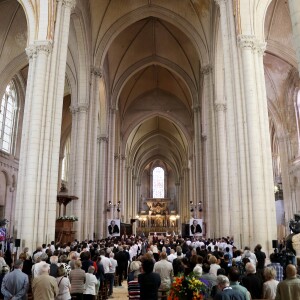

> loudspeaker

[
  {"left": 272, "top": 240, "right": 278, "bottom": 249},
  {"left": 15, "top": 239, "right": 20, "bottom": 248}
]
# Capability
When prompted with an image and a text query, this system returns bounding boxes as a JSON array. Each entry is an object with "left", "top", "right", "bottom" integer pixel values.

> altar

[{"left": 136, "top": 198, "right": 180, "bottom": 236}]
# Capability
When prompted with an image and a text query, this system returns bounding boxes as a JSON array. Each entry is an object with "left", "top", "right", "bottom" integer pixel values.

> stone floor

[{"left": 110, "top": 282, "right": 128, "bottom": 299}]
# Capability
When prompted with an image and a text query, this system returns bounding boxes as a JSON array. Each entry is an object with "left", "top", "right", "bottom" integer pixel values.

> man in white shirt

[
  {"left": 100, "top": 250, "right": 113, "bottom": 298},
  {"left": 154, "top": 252, "right": 174, "bottom": 290},
  {"left": 167, "top": 249, "right": 177, "bottom": 263},
  {"left": 107, "top": 252, "right": 118, "bottom": 297}
]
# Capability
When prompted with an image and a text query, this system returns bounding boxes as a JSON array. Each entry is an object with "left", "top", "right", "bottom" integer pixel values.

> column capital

[
  {"left": 237, "top": 35, "right": 256, "bottom": 49},
  {"left": 114, "top": 153, "right": 120, "bottom": 160},
  {"left": 121, "top": 155, "right": 126, "bottom": 161},
  {"left": 201, "top": 64, "right": 212, "bottom": 75},
  {"left": 61, "top": 0, "right": 77, "bottom": 10},
  {"left": 254, "top": 41, "right": 267, "bottom": 56},
  {"left": 91, "top": 66, "right": 102, "bottom": 77},
  {"left": 69, "top": 103, "right": 89, "bottom": 114},
  {"left": 214, "top": 103, "right": 227, "bottom": 112},
  {"left": 26, "top": 40, "right": 52, "bottom": 59},
  {"left": 110, "top": 107, "right": 118, "bottom": 114},
  {"left": 201, "top": 135, "right": 207, "bottom": 142},
  {"left": 214, "top": 0, "right": 228, "bottom": 7},
  {"left": 193, "top": 105, "right": 201, "bottom": 113},
  {"left": 97, "top": 136, "right": 108, "bottom": 143}
]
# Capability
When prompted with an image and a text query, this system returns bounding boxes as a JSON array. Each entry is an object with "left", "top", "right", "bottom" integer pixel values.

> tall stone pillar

[
  {"left": 214, "top": 103, "right": 230, "bottom": 236},
  {"left": 15, "top": 0, "right": 76, "bottom": 250},
  {"left": 120, "top": 155, "right": 126, "bottom": 222},
  {"left": 238, "top": 35, "right": 277, "bottom": 250},
  {"left": 71, "top": 103, "right": 89, "bottom": 240},
  {"left": 193, "top": 106, "right": 202, "bottom": 206},
  {"left": 83, "top": 67, "right": 101, "bottom": 239},
  {"left": 97, "top": 136, "right": 108, "bottom": 238},
  {"left": 288, "top": 0, "right": 300, "bottom": 72},
  {"left": 107, "top": 109, "right": 116, "bottom": 205}
]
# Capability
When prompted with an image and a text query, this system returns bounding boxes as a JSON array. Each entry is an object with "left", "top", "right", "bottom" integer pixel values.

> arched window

[
  {"left": 153, "top": 167, "right": 164, "bottom": 198},
  {"left": 61, "top": 136, "right": 71, "bottom": 182},
  {"left": 0, "top": 81, "right": 17, "bottom": 153}
]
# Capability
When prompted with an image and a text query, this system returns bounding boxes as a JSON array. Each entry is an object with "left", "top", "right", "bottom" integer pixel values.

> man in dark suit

[
  {"left": 108, "top": 220, "right": 120, "bottom": 236},
  {"left": 190, "top": 219, "right": 202, "bottom": 235},
  {"left": 1, "top": 259, "right": 29, "bottom": 300},
  {"left": 138, "top": 257, "right": 161, "bottom": 300}
]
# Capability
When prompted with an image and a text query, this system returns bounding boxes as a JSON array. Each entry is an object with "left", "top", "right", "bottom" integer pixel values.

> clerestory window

[
  {"left": 61, "top": 135, "right": 71, "bottom": 182},
  {"left": 153, "top": 167, "right": 164, "bottom": 198},
  {"left": 0, "top": 81, "right": 17, "bottom": 153}
]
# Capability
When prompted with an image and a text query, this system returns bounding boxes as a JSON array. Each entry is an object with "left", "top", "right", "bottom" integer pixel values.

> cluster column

[{"left": 97, "top": 136, "right": 108, "bottom": 238}]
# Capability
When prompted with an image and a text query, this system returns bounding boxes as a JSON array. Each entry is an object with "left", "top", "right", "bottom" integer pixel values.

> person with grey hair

[
  {"left": 262, "top": 266, "right": 278, "bottom": 299},
  {"left": 83, "top": 266, "right": 98, "bottom": 300},
  {"left": 32, "top": 263, "right": 58, "bottom": 300},
  {"left": 214, "top": 275, "right": 247, "bottom": 300},
  {"left": 1, "top": 259, "right": 29, "bottom": 300},
  {"left": 241, "top": 262, "right": 263, "bottom": 299}
]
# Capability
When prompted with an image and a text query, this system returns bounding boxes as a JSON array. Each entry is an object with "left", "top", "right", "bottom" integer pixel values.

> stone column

[
  {"left": 15, "top": 41, "right": 52, "bottom": 249},
  {"left": 120, "top": 155, "right": 126, "bottom": 222},
  {"left": 193, "top": 106, "right": 202, "bottom": 206},
  {"left": 288, "top": 0, "right": 300, "bottom": 72},
  {"left": 201, "top": 66, "right": 212, "bottom": 229},
  {"left": 175, "top": 182, "right": 181, "bottom": 232},
  {"left": 238, "top": 35, "right": 277, "bottom": 249},
  {"left": 107, "top": 109, "right": 116, "bottom": 205},
  {"left": 71, "top": 103, "right": 89, "bottom": 240},
  {"left": 214, "top": 103, "right": 230, "bottom": 236},
  {"left": 84, "top": 67, "right": 101, "bottom": 239},
  {"left": 126, "top": 165, "right": 133, "bottom": 221},
  {"left": 97, "top": 136, "right": 108, "bottom": 238},
  {"left": 15, "top": 0, "right": 76, "bottom": 250}
]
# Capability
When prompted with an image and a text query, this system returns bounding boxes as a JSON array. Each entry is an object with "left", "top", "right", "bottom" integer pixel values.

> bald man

[{"left": 275, "top": 264, "right": 300, "bottom": 300}]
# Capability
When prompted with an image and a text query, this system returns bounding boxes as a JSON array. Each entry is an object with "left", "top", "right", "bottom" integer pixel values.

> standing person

[
  {"left": 254, "top": 244, "right": 266, "bottom": 274},
  {"left": 138, "top": 256, "right": 161, "bottom": 300},
  {"left": 106, "top": 252, "right": 118, "bottom": 298},
  {"left": 56, "top": 265, "right": 71, "bottom": 300},
  {"left": 69, "top": 260, "right": 86, "bottom": 300},
  {"left": 108, "top": 220, "right": 119, "bottom": 236},
  {"left": 262, "top": 266, "right": 278, "bottom": 300},
  {"left": 275, "top": 264, "right": 300, "bottom": 300},
  {"left": 32, "top": 263, "right": 59, "bottom": 300},
  {"left": 1, "top": 259, "right": 29, "bottom": 300},
  {"left": 153, "top": 252, "right": 173, "bottom": 290},
  {"left": 228, "top": 267, "right": 251, "bottom": 300},
  {"left": 214, "top": 275, "right": 247, "bottom": 300},
  {"left": 83, "top": 266, "right": 98, "bottom": 300},
  {"left": 267, "top": 253, "right": 283, "bottom": 282},
  {"left": 115, "top": 246, "right": 127, "bottom": 286},
  {"left": 241, "top": 262, "right": 263, "bottom": 299}
]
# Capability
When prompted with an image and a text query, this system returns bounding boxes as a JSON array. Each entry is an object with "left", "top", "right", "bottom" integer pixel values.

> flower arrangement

[
  {"left": 168, "top": 273, "right": 209, "bottom": 300},
  {"left": 57, "top": 215, "right": 78, "bottom": 221}
]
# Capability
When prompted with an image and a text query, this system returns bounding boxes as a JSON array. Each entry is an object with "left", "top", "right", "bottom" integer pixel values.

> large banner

[
  {"left": 107, "top": 219, "right": 120, "bottom": 237},
  {"left": 189, "top": 218, "right": 203, "bottom": 237}
]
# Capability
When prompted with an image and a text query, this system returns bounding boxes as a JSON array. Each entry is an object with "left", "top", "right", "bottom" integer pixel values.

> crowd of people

[{"left": 0, "top": 235, "right": 298, "bottom": 299}]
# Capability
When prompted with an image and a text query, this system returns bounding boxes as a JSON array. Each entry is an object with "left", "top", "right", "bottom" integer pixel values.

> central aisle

[{"left": 112, "top": 282, "right": 128, "bottom": 299}]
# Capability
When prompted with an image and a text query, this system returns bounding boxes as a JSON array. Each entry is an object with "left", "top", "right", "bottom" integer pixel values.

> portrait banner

[
  {"left": 190, "top": 218, "right": 203, "bottom": 237},
  {"left": 107, "top": 219, "right": 120, "bottom": 237}
]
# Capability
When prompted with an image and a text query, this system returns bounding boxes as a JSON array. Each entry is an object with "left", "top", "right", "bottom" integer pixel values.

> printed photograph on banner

[
  {"left": 107, "top": 219, "right": 120, "bottom": 237},
  {"left": 190, "top": 218, "right": 203, "bottom": 237}
]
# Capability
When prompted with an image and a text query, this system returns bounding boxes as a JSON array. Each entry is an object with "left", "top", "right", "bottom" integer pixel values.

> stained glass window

[
  {"left": 153, "top": 167, "right": 164, "bottom": 198},
  {"left": 0, "top": 81, "right": 17, "bottom": 153}
]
